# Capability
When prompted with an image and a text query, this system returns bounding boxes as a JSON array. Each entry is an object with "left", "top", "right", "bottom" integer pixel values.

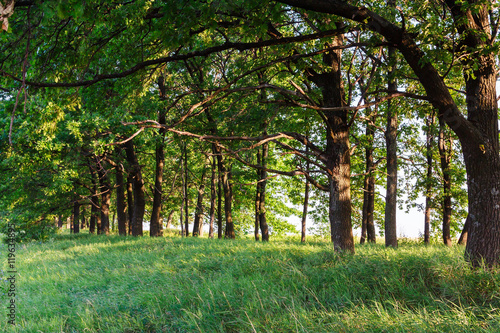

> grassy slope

[{"left": 1, "top": 232, "right": 500, "bottom": 332}]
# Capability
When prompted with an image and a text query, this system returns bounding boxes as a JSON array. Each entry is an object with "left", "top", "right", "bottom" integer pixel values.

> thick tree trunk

[
  {"left": 73, "top": 199, "right": 80, "bottom": 234},
  {"left": 424, "top": 114, "right": 435, "bottom": 244},
  {"left": 208, "top": 154, "right": 217, "bottom": 239},
  {"left": 58, "top": 215, "right": 63, "bottom": 229},
  {"left": 193, "top": 162, "right": 208, "bottom": 237},
  {"left": 115, "top": 160, "right": 127, "bottom": 236},
  {"left": 308, "top": 33, "right": 354, "bottom": 252},
  {"left": 384, "top": 33, "right": 398, "bottom": 248},
  {"left": 125, "top": 140, "right": 145, "bottom": 236},
  {"left": 97, "top": 159, "right": 111, "bottom": 235}
]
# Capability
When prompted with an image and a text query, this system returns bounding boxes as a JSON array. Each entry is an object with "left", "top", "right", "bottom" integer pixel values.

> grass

[{"left": 1, "top": 231, "right": 500, "bottom": 332}]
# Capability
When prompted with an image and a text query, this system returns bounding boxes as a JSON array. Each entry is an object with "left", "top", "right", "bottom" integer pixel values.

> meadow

[{"left": 1, "top": 231, "right": 500, "bottom": 332}]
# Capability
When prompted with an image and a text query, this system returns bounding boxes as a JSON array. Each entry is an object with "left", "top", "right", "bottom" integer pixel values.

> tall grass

[{"left": 1, "top": 232, "right": 500, "bottom": 332}]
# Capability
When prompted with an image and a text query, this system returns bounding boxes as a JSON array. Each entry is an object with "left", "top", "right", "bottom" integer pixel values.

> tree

[{"left": 275, "top": 0, "right": 499, "bottom": 265}]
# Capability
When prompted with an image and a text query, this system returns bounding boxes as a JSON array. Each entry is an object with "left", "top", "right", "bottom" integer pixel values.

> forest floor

[{"left": 1, "top": 231, "right": 500, "bottom": 332}]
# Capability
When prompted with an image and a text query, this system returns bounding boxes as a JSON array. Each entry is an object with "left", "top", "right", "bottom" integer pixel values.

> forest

[{"left": 0, "top": 0, "right": 499, "bottom": 266}]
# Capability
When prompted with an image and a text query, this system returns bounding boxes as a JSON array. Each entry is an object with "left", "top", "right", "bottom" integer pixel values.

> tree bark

[
  {"left": 424, "top": 114, "right": 435, "bottom": 244},
  {"left": 255, "top": 143, "right": 270, "bottom": 241},
  {"left": 301, "top": 173, "right": 310, "bottom": 243},
  {"left": 97, "top": 158, "right": 111, "bottom": 235},
  {"left": 115, "top": 158, "right": 127, "bottom": 236},
  {"left": 384, "top": 6, "right": 398, "bottom": 247},
  {"left": 361, "top": 117, "right": 376, "bottom": 244},
  {"left": 73, "top": 199, "right": 80, "bottom": 234},
  {"left": 125, "top": 140, "right": 145, "bottom": 236},
  {"left": 217, "top": 162, "right": 223, "bottom": 239},
  {"left": 209, "top": 154, "right": 217, "bottom": 239},
  {"left": 126, "top": 173, "right": 134, "bottom": 235},
  {"left": 193, "top": 160, "right": 208, "bottom": 237},
  {"left": 308, "top": 33, "right": 354, "bottom": 252},
  {"left": 183, "top": 142, "right": 189, "bottom": 237},
  {"left": 438, "top": 116, "right": 453, "bottom": 246},
  {"left": 150, "top": 113, "right": 166, "bottom": 237},
  {"left": 166, "top": 210, "right": 174, "bottom": 229}
]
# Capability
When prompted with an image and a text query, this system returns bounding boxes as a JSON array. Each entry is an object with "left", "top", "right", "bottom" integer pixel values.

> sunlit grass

[{"left": 1, "top": 232, "right": 499, "bottom": 332}]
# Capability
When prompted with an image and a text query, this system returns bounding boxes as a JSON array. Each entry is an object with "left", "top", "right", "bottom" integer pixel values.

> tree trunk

[
  {"left": 361, "top": 117, "right": 376, "bottom": 244},
  {"left": 217, "top": 163, "right": 223, "bottom": 239},
  {"left": 115, "top": 158, "right": 127, "bottom": 236},
  {"left": 384, "top": 19, "right": 398, "bottom": 248},
  {"left": 73, "top": 199, "right": 80, "bottom": 234},
  {"left": 208, "top": 154, "right": 216, "bottom": 239},
  {"left": 183, "top": 143, "right": 189, "bottom": 237},
  {"left": 308, "top": 33, "right": 354, "bottom": 252},
  {"left": 193, "top": 161, "right": 208, "bottom": 237},
  {"left": 424, "top": 114, "right": 435, "bottom": 244},
  {"left": 166, "top": 210, "right": 174, "bottom": 229},
  {"left": 150, "top": 115, "right": 166, "bottom": 237},
  {"left": 126, "top": 173, "right": 134, "bottom": 235},
  {"left": 97, "top": 158, "right": 111, "bottom": 235},
  {"left": 213, "top": 144, "right": 235, "bottom": 239},
  {"left": 438, "top": 116, "right": 453, "bottom": 246},
  {"left": 301, "top": 175, "right": 310, "bottom": 243},
  {"left": 125, "top": 140, "right": 145, "bottom": 236},
  {"left": 458, "top": 215, "right": 469, "bottom": 245},
  {"left": 80, "top": 205, "right": 86, "bottom": 230},
  {"left": 58, "top": 215, "right": 63, "bottom": 229}
]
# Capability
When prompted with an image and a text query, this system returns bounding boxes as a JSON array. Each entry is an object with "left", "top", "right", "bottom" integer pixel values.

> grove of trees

[{"left": 1, "top": 0, "right": 498, "bottom": 266}]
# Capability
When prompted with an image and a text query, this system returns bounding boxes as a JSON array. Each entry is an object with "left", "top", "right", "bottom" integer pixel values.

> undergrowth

[{"left": 1, "top": 232, "right": 499, "bottom": 332}]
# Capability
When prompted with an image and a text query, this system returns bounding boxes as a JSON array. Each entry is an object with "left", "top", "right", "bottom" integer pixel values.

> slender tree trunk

[
  {"left": 217, "top": 164, "right": 223, "bottom": 239},
  {"left": 183, "top": 143, "right": 190, "bottom": 237},
  {"left": 437, "top": 116, "right": 453, "bottom": 246},
  {"left": 80, "top": 205, "right": 86, "bottom": 230},
  {"left": 361, "top": 116, "right": 376, "bottom": 244},
  {"left": 125, "top": 140, "right": 145, "bottom": 236},
  {"left": 115, "top": 157, "right": 127, "bottom": 236},
  {"left": 58, "top": 215, "right": 63, "bottom": 228},
  {"left": 166, "top": 210, "right": 174, "bottom": 229},
  {"left": 213, "top": 144, "right": 235, "bottom": 238},
  {"left": 150, "top": 113, "right": 166, "bottom": 237},
  {"left": 126, "top": 174, "right": 134, "bottom": 235},
  {"left": 424, "top": 114, "right": 435, "bottom": 244},
  {"left": 208, "top": 154, "right": 216, "bottom": 239},
  {"left": 301, "top": 173, "right": 310, "bottom": 243},
  {"left": 193, "top": 161, "right": 208, "bottom": 237},
  {"left": 254, "top": 168, "right": 261, "bottom": 241},
  {"left": 258, "top": 143, "right": 270, "bottom": 241},
  {"left": 458, "top": 215, "right": 469, "bottom": 245},
  {"left": 73, "top": 199, "right": 80, "bottom": 234},
  {"left": 97, "top": 158, "right": 111, "bottom": 235}
]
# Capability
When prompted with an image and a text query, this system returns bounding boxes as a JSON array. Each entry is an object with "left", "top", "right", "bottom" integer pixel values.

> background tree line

[{"left": 1, "top": 0, "right": 498, "bottom": 266}]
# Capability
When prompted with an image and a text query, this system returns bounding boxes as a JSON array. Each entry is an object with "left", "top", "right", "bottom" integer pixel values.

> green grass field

[{"left": 1, "top": 231, "right": 499, "bottom": 332}]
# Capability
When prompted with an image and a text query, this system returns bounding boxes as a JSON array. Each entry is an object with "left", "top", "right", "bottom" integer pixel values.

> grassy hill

[{"left": 1, "top": 232, "right": 499, "bottom": 332}]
